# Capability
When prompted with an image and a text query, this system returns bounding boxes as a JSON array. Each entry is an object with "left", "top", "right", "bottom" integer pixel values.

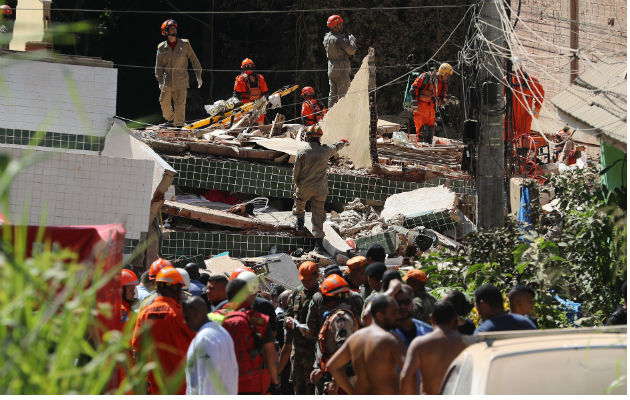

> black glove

[{"left": 268, "top": 383, "right": 281, "bottom": 395}]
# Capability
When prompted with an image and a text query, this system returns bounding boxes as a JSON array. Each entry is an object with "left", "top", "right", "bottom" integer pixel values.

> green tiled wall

[
  {"left": 161, "top": 230, "right": 316, "bottom": 259},
  {"left": 165, "top": 156, "right": 474, "bottom": 204},
  {"left": 0, "top": 128, "right": 105, "bottom": 151},
  {"left": 354, "top": 231, "right": 399, "bottom": 255},
  {"left": 403, "top": 210, "right": 457, "bottom": 231},
  {"left": 123, "top": 238, "right": 139, "bottom": 254}
]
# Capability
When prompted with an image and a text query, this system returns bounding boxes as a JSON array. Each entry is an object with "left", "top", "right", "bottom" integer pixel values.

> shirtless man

[
  {"left": 326, "top": 294, "right": 405, "bottom": 394},
  {"left": 400, "top": 300, "right": 467, "bottom": 394}
]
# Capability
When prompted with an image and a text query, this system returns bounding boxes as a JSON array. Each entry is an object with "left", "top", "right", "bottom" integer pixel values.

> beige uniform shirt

[
  {"left": 155, "top": 38, "right": 202, "bottom": 90},
  {"left": 293, "top": 141, "right": 343, "bottom": 196}
]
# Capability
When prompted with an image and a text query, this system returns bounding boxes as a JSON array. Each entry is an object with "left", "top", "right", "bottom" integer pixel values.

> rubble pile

[{"left": 329, "top": 198, "right": 387, "bottom": 239}]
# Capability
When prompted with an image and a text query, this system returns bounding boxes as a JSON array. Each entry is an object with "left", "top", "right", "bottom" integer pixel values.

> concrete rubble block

[
  {"left": 242, "top": 253, "right": 300, "bottom": 290},
  {"left": 204, "top": 254, "right": 246, "bottom": 277},
  {"left": 380, "top": 185, "right": 458, "bottom": 232}
]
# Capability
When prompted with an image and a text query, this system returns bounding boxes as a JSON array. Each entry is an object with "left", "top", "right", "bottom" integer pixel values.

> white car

[{"left": 440, "top": 326, "right": 627, "bottom": 395}]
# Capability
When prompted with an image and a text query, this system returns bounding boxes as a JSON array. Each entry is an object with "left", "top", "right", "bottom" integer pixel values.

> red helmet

[
  {"left": 0, "top": 5, "right": 12, "bottom": 16},
  {"left": 161, "top": 19, "right": 177, "bottom": 36},
  {"left": 149, "top": 258, "right": 173, "bottom": 280},
  {"left": 121, "top": 268, "right": 139, "bottom": 286},
  {"left": 327, "top": 15, "right": 343, "bottom": 28},
  {"left": 305, "top": 124, "right": 323, "bottom": 138},
  {"left": 320, "top": 274, "right": 351, "bottom": 297},
  {"left": 155, "top": 267, "right": 185, "bottom": 285},
  {"left": 301, "top": 86, "right": 315, "bottom": 97},
  {"left": 229, "top": 266, "right": 255, "bottom": 281},
  {"left": 241, "top": 58, "right": 255, "bottom": 69}
]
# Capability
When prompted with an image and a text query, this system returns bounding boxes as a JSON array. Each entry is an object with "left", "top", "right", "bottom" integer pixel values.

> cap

[
  {"left": 298, "top": 261, "right": 319, "bottom": 280},
  {"left": 365, "top": 262, "right": 387, "bottom": 280},
  {"left": 324, "top": 264, "right": 343, "bottom": 277},
  {"left": 365, "top": 244, "right": 386, "bottom": 262},
  {"left": 404, "top": 269, "right": 427, "bottom": 283},
  {"left": 346, "top": 255, "right": 368, "bottom": 271}
]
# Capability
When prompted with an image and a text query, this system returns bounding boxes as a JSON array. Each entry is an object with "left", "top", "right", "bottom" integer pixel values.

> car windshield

[{"left": 486, "top": 346, "right": 627, "bottom": 395}]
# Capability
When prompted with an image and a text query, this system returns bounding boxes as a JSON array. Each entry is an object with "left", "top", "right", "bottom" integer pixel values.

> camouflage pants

[{"left": 290, "top": 352, "right": 315, "bottom": 395}]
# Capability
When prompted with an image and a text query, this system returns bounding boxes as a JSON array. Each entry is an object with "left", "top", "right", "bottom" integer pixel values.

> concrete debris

[
  {"left": 329, "top": 198, "right": 387, "bottom": 239},
  {"left": 162, "top": 200, "right": 292, "bottom": 231},
  {"left": 381, "top": 185, "right": 458, "bottom": 227},
  {"left": 377, "top": 119, "right": 401, "bottom": 135}
]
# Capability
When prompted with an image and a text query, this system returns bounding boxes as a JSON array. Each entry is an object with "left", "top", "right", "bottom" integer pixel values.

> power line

[{"left": 45, "top": 4, "right": 471, "bottom": 15}]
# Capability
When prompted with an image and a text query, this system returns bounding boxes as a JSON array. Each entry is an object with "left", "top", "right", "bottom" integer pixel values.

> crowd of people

[{"left": 115, "top": 241, "right": 630, "bottom": 395}]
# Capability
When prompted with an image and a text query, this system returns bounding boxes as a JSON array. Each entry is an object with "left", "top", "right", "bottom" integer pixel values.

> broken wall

[
  {"left": 0, "top": 52, "right": 116, "bottom": 141},
  {"left": 320, "top": 54, "right": 371, "bottom": 168},
  {"left": 0, "top": 146, "right": 154, "bottom": 246}
]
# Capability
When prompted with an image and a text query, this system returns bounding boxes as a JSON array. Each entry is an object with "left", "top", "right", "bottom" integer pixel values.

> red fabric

[
  {"left": 412, "top": 73, "right": 447, "bottom": 105},
  {"left": 200, "top": 189, "right": 241, "bottom": 205},
  {"left": 131, "top": 296, "right": 194, "bottom": 395},
  {"left": 504, "top": 72, "right": 545, "bottom": 139},
  {"left": 167, "top": 39, "right": 177, "bottom": 49},
  {"left": 217, "top": 306, "right": 270, "bottom": 394}
]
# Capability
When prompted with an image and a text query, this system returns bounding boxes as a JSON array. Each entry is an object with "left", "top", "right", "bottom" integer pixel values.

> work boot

[
  {"left": 295, "top": 217, "right": 305, "bottom": 231},
  {"left": 312, "top": 238, "right": 324, "bottom": 253},
  {"left": 426, "top": 126, "right": 436, "bottom": 145}
]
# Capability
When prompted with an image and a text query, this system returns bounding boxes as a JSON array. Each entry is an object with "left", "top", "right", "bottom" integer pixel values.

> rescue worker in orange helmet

[
  {"left": 323, "top": 15, "right": 357, "bottom": 108},
  {"left": 155, "top": 19, "right": 203, "bottom": 127},
  {"left": 137, "top": 257, "right": 173, "bottom": 310},
  {"left": 131, "top": 267, "right": 195, "bottom": 395},
  {"left": 504, "top": 56, "right": 544, "bottom": 141},
  {"left": 301, "top": 86, "right": 327, "bottom": 126},
  {"left": 233, "top": 58, "right": 269, "bottom": 124},
  {"left": 121, "top": 268, "right": 140, "bottom": 324},
  {"left": 411, "top": 62, "right": 453, "bottom": 144},
  {"left": 293, "top": 124, "right": 350, "bottom": 252}
]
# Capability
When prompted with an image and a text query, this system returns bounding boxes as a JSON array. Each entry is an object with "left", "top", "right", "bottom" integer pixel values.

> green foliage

[
  {"left": 0, "top": 150, "right": 165, "bottom": 394},
  {"left": 422, "top": 166, "right": 626, "bottom": 328}
]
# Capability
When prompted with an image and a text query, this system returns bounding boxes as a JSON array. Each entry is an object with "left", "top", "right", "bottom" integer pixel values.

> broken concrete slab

[
  {"left": 162, "top": 200, "right": 292, "bottom": 231},
  {"left": 255, "top": 137, "right": 306, "bottom": 156},
  {"left": 243, "top": 253, "right": 300, "bottom": 290},
  {"left": 377, "top": 119, "right": 401, "bottom": 135},
  {"left": 380, "top": 185, "right": 458, "bottom": 231},
  {"left": 204, "top": 254, "right": 245, "bottom": 276}
]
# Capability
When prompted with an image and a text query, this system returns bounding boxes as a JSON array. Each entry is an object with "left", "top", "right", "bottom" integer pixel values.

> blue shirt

[
  {"left": 474, "top": 313, "right": 537, "bottom": 335},
  {"left": 189, "top": 280, "right": 204, "bottom": 297},
  {"left": 392, "top": 318, "right": 433, "bottom": 347}
]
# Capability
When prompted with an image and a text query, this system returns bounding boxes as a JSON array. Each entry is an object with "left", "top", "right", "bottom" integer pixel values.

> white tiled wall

[
  {"left": 0, "top": 59, "right": 117, "bottom": 136},
  {"left": 1, "top": 147, "right": 153, "bottom": 241}
]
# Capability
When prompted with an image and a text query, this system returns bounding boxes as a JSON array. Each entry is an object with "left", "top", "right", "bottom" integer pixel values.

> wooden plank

[
  {"left": 188, "top": 141, "right": 239, "bottom": 157},
  {"left": 269, "top": 113, "right": 285, "bottom": 137},
  {"left": 145, "top": 139, "right": 188, "bottom": 155}
]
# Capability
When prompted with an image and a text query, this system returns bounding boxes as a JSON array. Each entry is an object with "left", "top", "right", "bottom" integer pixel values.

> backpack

[
  {"left": 317, "top": 306, "right": 359, "bottom": 371},
  {"left": 213, "top": 307, "right": 270, "bottom": 393}
]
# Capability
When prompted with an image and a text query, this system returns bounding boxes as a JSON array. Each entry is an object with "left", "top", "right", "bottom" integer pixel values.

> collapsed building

[{"left": 133, "top": 49, "right": 476, "bottom": 285}]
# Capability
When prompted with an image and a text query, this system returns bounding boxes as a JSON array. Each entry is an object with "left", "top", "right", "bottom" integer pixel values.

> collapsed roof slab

[
  {"left": 164, "top": 155, "right": 474, "bottom": 207},
  {"left": 381, "top": 185, "right": 458, "bottom": 231}
]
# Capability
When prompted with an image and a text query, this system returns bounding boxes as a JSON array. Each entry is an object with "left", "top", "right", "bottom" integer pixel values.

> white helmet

[
  {"left": 176, "top": 268, "right": 191, "bottom": 290},
  {"left": 237, "top": 270, "right": 260, "bottom": 293}
]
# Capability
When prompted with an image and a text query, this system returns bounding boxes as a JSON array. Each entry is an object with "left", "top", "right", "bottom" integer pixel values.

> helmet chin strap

[{"left": 168, "top": 32, "right": 177, "bottom": 38}]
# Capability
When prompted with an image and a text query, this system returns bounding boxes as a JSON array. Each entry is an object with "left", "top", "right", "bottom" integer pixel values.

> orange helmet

[
  {"left": 0, "top": 5, "right": 12, "bottom": 16},
  {"left": 149, "top": 258, "right": 173, "bottom": 280},
  {"left": 121, "top": 268, "right": 139, "bottom": 286},
  {"left": 305, "top": 124, "right": 323, "bottom": 138},
  {"left": 327, "top": 15, "right": 343, "bottom": 28},
  {"left": 301, "top": 86, "right": 315, "bottom": 97},
  {"left": 155, "top": 266, "right": 185, "bottom": 285},
  {"left": 321, "top": 274, "right": 351, "bottom": 297},
  {"left": 241, "top": 58, "right": 255, "bottom": 69},
  {"left": 161, "top": 19, "right": 177, "bottom": 35},
  {"left": 229, "top": 266, "right": 255, "bottom": 281}
]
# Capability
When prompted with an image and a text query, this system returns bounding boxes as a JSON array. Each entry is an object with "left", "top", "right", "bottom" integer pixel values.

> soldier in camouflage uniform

[
  {"left": 286, "top": 261, "right": 320, "bottom": 395},
  {"left": 404, "top": 269, "right": 437, "bottom": 324}
]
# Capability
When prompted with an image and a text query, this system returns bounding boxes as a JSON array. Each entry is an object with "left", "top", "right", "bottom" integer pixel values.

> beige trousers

[{"left": 159, "top": 87, "right": 187, "bottom": 126}]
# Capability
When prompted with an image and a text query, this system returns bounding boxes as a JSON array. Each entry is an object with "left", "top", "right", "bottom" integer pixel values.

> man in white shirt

[{"left": 183, "top": 297, "right": 238, "bottom": 395}]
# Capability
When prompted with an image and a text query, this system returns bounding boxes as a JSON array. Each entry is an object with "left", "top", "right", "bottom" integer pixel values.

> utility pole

[{"left": 476, "top": 0, "right": 505, "bottom": 228}]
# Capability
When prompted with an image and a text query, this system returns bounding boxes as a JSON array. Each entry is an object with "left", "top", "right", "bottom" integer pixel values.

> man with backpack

[
  {"left": 209, "top": 272, "right": 280, "bottom": 394},
  {"left": 310, "top": 274, "right": 360, "bottom": 394}
]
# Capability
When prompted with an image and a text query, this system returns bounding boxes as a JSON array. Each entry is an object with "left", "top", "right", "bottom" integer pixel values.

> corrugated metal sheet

[{"left": 551, "top": 61, "right": 626, "bottom": 145}]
